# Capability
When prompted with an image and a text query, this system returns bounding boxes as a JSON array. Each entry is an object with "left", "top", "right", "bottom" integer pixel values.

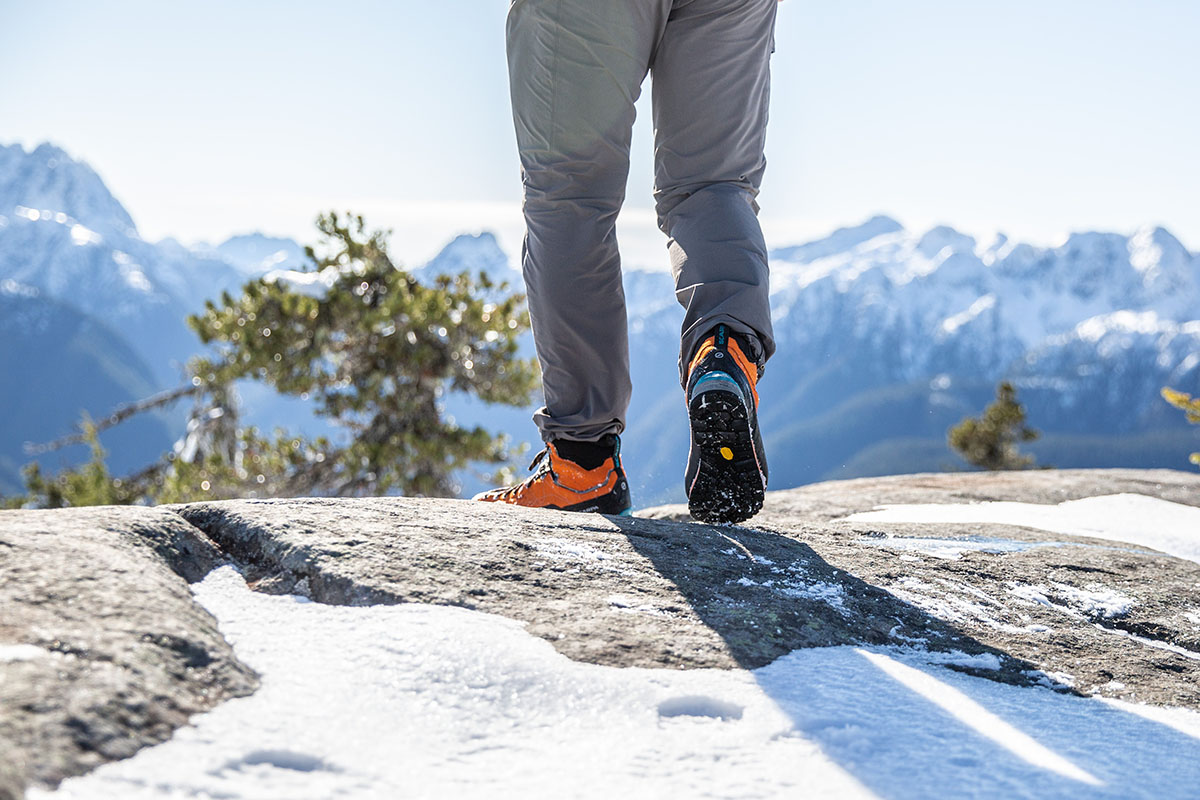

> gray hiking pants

[{"left": 508, "top": 0, "right": 778, "bottom": 443}]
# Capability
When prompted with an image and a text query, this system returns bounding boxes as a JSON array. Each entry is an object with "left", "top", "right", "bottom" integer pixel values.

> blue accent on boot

[{"left": 692, "top": 371, "right": 746, "bottom": 404}]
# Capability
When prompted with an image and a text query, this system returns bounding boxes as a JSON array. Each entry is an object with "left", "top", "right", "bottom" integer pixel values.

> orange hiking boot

[
  {"left": 473, "top": 436, "right": 632, "bottom": 515},
  {"left": 684, "top": 323, "right": 767, "bottom": 524}
]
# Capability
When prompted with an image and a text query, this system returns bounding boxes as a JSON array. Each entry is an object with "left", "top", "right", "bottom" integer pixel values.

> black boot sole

[{"left": 686, "top": 389, "right": 765, "bottom": 525}]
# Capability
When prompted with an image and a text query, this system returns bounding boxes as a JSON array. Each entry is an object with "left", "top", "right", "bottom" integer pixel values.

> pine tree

[
  {"left": 4, "top": 213, "right": 539, "bottom": 507},
  {"left": 1161, "top": 387, "right": 1200, "bottom": 467},
  {"left": 948, "top": 381, "right": 1039, "bottom": 470},
  {"left": 9, "top": 419, "right": 143, "bottom": 509}
]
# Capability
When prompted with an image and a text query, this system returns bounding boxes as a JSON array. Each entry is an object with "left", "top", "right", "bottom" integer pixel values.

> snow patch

[
  {"left": 1026, "top": 670, "right": 1077, "bottom": 691},
  {"left": 886, "top": 576, "right": 1028, "bottom": 635},
  {"left": 0, "top": 278, "right": 39, "bottom": 298},
  {"left": 940, "top": 294, "right": 996, "bottom": 334},
  {"left": 535, "top": 536, "right": 614, "bottom": 563},
  {"left": 262, "top": 266, "right": 344, "bottom": 298},
  {"left": 857, "top": 533, "right": 1065, "bottom": 561},
  {"left": 0, "top": 644, "right": 49, "bottom": 662},
  {"left": 119, "top": 264, "right": 153, "bottom": 293},
  {"left": 842, "top": 494, "right": 1200, "bottom": 566},
  {"left": 36, "top": 567, "right": 1200, "bottom": 799},
  {"left": 733, "top": 560, "right": 852, "bottom": 615},
  {"left": 918, "top": 649, "right": 1004, "bottom": 671},
  {"left": 1008, "top": 582, "right": 1135, "bottom": 620},
  {"left": 38, "top": 566, "right": 869, "bottom": 799},
  {"left": 1075, "top": 311, "right": 1165, "bottom": 342},
  {"left": 69, "top": 223, "right": 101, "bottom": 246}
]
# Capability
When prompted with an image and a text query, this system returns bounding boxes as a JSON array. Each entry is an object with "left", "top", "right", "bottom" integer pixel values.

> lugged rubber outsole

[{"left": 686, "top": 389, "right": 765, "bottom": 525}]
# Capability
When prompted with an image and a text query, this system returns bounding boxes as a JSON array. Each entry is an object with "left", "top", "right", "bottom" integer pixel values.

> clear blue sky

[{"left": 2, "top": 0, "right": 1198, "bottom": 267}]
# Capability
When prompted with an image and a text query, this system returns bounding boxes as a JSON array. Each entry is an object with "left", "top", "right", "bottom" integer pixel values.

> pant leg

[
  {"left": 650, "top": 0, "right": 778, "bottom": 384},
  {"left": 507, "top": 0, "right": 668, "bottom": 442}
]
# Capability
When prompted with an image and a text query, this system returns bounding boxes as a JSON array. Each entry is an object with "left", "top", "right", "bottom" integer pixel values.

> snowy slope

[
  {"left": 0, "top": 281, "right": 177, "bottom": 489},
  {"left": 0, "top": 143, "right": 277, "bottom": 382},
  {"left": 0, "top": 142, "right": 310, "bottom": 481}
]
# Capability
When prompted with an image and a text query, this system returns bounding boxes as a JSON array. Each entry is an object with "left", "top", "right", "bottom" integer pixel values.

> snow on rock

[
  {"left": 1008, "top": 582, "right": 1137, "bottom": 621},
  {"left": 856, "top": 532, "right": 1068, "bottom": 561},
  {"left": 37, "top": 564, "right": 1200, "bottom": 800},
  {"left": 842, "top": 493, "right": 1200, "bottom": 566},
  {"left": 9, "top": 469, "right": 1200, "bottom": 799},
  {"left": 647, "top": 469, "right": 1200, "bottom": 707},
  {"left": 172, "top": 495, "right": 993, "bottom": 672},
  {"left": 38, "top": 566, "right": 872, "bottom": 800}
]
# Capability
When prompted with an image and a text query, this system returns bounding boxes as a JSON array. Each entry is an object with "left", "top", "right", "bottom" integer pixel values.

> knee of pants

[
  {"left": 521, "top": 152, "right": 631, "bottom": 207},
  {"left": 523, "top": 189, "right": 625, "bottom": 222},
  {"left": 654, "top": 179, "right": 761, "bottom": 234}
]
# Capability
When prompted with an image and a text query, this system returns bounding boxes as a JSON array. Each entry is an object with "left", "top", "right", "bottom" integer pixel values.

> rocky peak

[
  {"left": 0, "top": 142, "right": 137, "bottom": 237},
  {"left": 418, "top": 231, "right": 515, "bottom": 282},
  {"left": 202, "top": 232, "right": 309, "bottom": 277},
  {"left": 770, "top": 214, "right": 904, "bottom": 264},
  {"left": 915, "top": 225, "right": 977, "bottom": 259}
]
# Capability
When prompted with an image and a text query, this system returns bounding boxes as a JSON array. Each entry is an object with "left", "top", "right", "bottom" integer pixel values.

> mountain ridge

[{"left": 2, "top": 139, "right": 1197, "bottom": 504}]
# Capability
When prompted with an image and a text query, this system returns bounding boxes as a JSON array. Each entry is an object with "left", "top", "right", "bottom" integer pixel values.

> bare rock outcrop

[
  {"left": 0, "top": 507, "right": 258, "bottom": 798},
  {"left": 646, "top": 469, "right": 1200, "bottom": 705},
  {"left": 176, "top": 497, "right": 1017, "bottom": 673},
  {"left": 2, "top": 468, "right": 1199, "bottom": 799}
]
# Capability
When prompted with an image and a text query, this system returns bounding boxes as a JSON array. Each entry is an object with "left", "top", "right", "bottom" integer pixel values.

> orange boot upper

[{"left": 473, "top": 442, "right": 621, "bottom": 508}]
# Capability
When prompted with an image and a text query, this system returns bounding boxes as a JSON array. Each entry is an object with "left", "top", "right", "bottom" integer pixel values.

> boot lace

[{"left": 496, "top": 447, "right": 553, "bottom": 500}]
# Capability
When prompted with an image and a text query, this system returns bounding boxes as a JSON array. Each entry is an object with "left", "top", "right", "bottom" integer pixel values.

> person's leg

[
  {"left": 506, "top": 0, "right": 668, "bottom": 443},
  {"left": 650, "top": 0, "right": 778, "bottom": 384},
  {"left": 650, "top": 0, "right": 777, "bottom": 523}
]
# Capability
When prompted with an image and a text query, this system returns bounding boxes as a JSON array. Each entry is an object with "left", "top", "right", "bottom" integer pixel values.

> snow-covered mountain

[
  {"left": 0, "top": 281, "right": 173, "bottom": 492},
  {"left": 427, "top": 215, "right": 1197, "bottom": 502},
  {"left": 0, "top": 143, "right": 310, "bottom": 490},
  {"left": 0, "top": 143, "right": 277, "bottom": 385},
  {"left": 0, "top": 142, "right": 136, "bottom": 239},
  {"left": 193, "top": 233, "right": 308, "bottom": 278},
  {"left": 2, "top": 141, "right": 1197, "bottom": 504},
  {"left": 417, "top": 231, "right": 519, "bottom": 284},
  {"left": 620, "top": 216, "right": 1200, "bottom": 499}
]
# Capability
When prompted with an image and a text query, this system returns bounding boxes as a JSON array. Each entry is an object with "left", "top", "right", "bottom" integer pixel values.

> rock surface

[
  {"left": 0, "top": 507, "right": 258, "bottom": 798},
  {"left": 645, "top": 469, "right": 1200, "bottom": 705},
  {"left": 2, "top": 468, "right": 1199, "bottom": 799},
  {"left": 176, "top": 497, "right": 1016, "bottom": 674}
]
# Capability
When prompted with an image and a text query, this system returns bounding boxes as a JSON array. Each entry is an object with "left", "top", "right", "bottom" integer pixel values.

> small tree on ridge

[{"left": 948, "top": 381, "right": 1039, "bottom": 470}]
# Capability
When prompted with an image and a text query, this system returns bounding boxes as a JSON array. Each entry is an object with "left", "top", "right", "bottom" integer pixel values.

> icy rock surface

[
  {"left": 37, "top": 566, "right": 1200, "bottom": 800},
  {"left": 4, "top": 468, "right": 1200, "bottom": 798}
]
